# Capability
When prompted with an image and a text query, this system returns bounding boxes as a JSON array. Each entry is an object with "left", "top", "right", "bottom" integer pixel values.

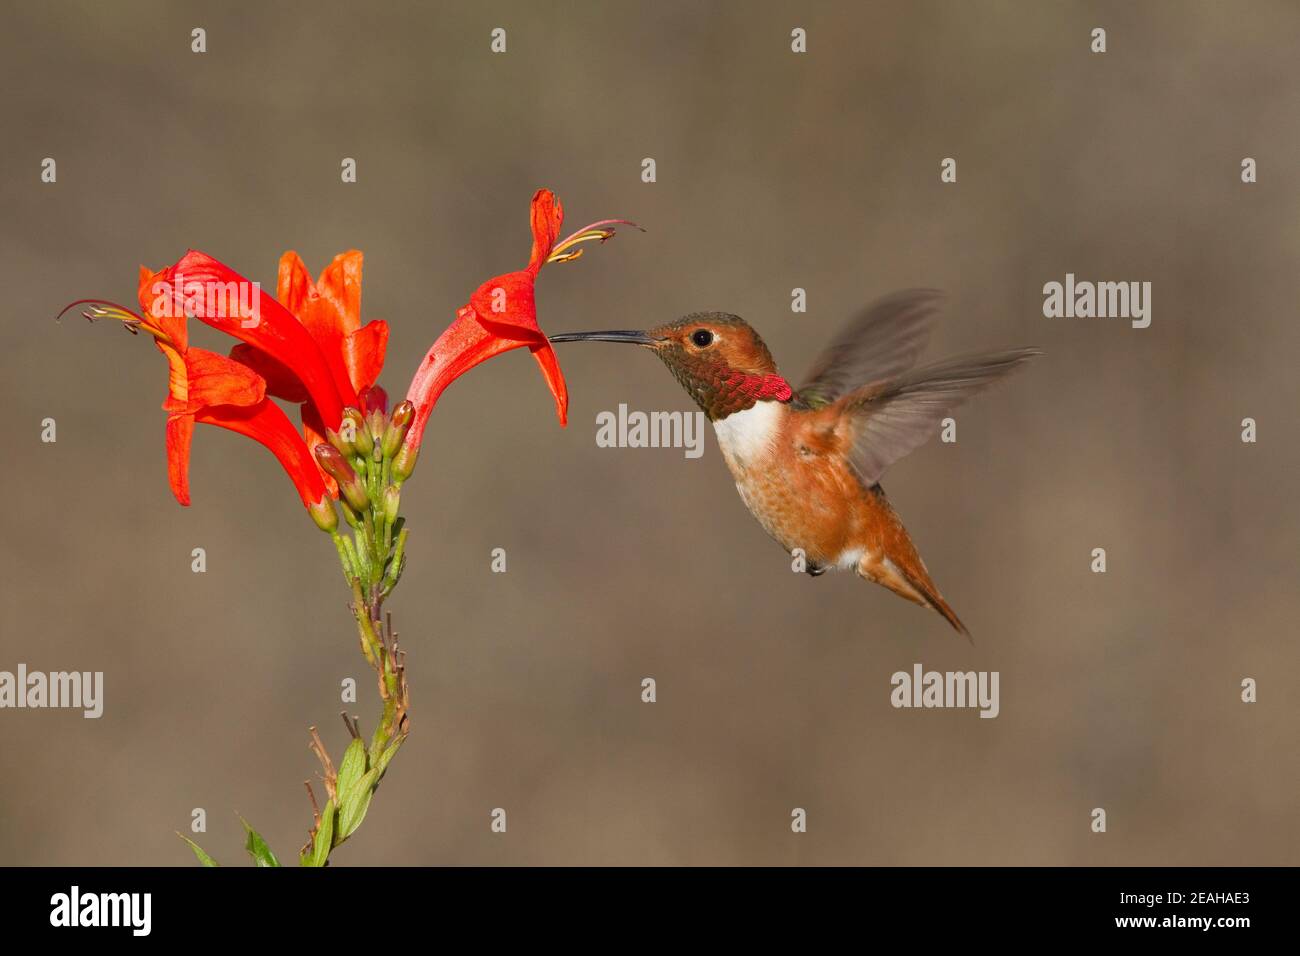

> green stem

[{"left": 301, "top": 476, "right": 411, "bottom": 868}]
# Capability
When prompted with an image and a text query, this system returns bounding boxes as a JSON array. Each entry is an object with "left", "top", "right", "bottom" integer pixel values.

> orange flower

[
  {"left": 60, "top": 262, "right": 331, "bottom": 517},
  {"left": 151, "top": 250, "right": 353, "bottom": 429},
  {"left": 230, "top": 251, "right": 390, "bottom": 491},
  {"left": 403, "top": 189, "right": 637, "bottom": 456}
]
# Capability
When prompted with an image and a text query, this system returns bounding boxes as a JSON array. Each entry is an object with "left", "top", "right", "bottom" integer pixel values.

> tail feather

[
  {"left": 907, "top": 569, "right": 970, "bottom": 639},
  {"left": 855, "top": 485, "right": 971, "bottom": 639},
  {"left": 857, "top": 551, "right": 970, "bottom": 639}
]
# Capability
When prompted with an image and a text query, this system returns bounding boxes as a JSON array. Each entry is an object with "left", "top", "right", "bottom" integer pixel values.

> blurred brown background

[{"left": 1, "top": 1, "right": 1296, "bottom": 866}]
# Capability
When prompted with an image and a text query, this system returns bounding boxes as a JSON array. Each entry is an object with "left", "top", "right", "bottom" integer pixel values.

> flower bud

[
  {"left": 382, "top": 484, "right": 401, "bottom": 528},
  {"left": 308, "top": 496, "right": 338, "bottom": 533},
  {"left": 367, "top": 407, "right": 386, "bottom": 447},
  {"left": 326, "top": 425, "right": 355, "bottom": 458},
  {"left": 383, "top": 400, "right": 415, "bottom": 459},
  {"left": 314, "top": 444, "right": 370, "bottom": 514},
  {"left": 343, "top": 408, "right": 372, "bottom": 456},
  {"left": 392, "top": 436, "right": 420, "bottom": 482},
  {"left": 359, "top": 384, "right": 388, "bottom": 415}
]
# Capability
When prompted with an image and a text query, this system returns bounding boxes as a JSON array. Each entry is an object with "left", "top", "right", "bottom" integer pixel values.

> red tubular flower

[
  {"left": 60, "top": 264, "right": 330, "bottom": 513},
  {"left": 150, "top": 250, "right": 354, "bottom": 430},
  {"left": 403, "top": 189, "right": 637, "bottom": 455},
  {"left": 229, "top": 251, "right": 389, "bottom": 494}
]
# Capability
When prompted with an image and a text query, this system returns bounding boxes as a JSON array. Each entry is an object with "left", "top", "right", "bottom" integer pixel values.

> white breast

[{"left": 713, "top": 401, "right": 782, "bottom": 470}]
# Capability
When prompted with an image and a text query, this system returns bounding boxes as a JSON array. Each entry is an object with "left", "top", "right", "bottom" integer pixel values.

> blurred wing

[
  {"left": 798, "top": 289, "right": 944, "bottom": 408},
  {"left": 840, "top": 348, "right": 1042, "bottom": 486}
]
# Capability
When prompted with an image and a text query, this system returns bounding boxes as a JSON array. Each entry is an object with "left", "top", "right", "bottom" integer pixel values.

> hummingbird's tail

[
  {"left": 917, "top": 583, "right": 970, "bottom": 639},
  {"left": 854, "top": 486, "right": 972, "bottom": 639},
  {"left": 858, "top": 553, "right": 970, "bottom": 638}
]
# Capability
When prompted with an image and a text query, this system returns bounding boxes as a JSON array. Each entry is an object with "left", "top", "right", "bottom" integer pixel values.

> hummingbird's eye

[{"left": 691, "top": 329, "right": 714, "bottom": 348}]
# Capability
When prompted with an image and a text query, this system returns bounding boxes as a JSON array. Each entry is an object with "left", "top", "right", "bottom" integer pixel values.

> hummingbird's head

[{"left": 549, "top": 312, "right": 794, "bottom": 420}]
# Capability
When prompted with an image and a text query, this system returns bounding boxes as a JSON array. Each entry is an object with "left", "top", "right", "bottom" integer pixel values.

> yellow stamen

[
  {"left": 547, "top": 229, "right": 615, "bottom": 264},
  {"left": 57, "top": 299, "right": 171, "bottom": 343}
]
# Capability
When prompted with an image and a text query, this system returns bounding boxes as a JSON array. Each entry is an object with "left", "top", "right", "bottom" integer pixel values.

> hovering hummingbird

[{"left": 550, "top": 291, "right": 1041, "bottom": 636}]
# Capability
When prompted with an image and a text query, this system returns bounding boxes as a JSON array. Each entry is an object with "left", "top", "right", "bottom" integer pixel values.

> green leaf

[
  {"left": 337, "top": 767, "right": 379, "bottom": 841},
  {"left": 373, "top": 738, "right": 402, "bottom": 777},
  {"left": 176, "top": 832, "right": 220, "bottom": 867},
  {"left": 240, "top": 817, "right": 281, "bottom": 867},
  {"left": 304, "top": 800, "right": 335, "bottom": 868},
  {"left": 336, "top": 737, "right": 368, "bottom": 799}
]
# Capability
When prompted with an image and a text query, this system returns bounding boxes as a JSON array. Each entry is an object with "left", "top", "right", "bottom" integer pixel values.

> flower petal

[
  {"left": 316, "top": 250, "right": 364, "bottom": 337},
  {"left": 228, "top": 343, "right": 310, "bottom": 404},
  {"left": 184, "top": 347, "right": 266, "bottom": 410},
  {"left": 194, "top": 399, "right": 329, "bottom": 509},
  {"left": 527, "top": 189, "right": 564, "bottom": 275},
  {"left": 468, "top": 271, "right": 543, "bottom": 341},
  {"left": 165, "top": 413, "right": 195, "bottom": 506},
  {"left": 137, "top": 265, "right": 187, "bottom": 349},
  {"left": 276, "top": 250, "right": 367, "bottom": 407},
  {"left": 276, "top": 251, "right": 315, "bottom": 316},
  {"left": 345, "top": 319, "right": 388, "bottom": 394},
  {"left": 528, "top": 341, "right": 568, "bottom": 426},
  {"left": 155, "top": 339, "right": 190, "bottom": 411}
]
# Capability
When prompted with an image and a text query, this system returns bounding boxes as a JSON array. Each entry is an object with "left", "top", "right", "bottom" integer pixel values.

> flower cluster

[
  {"left": 60, "top": 188, "right": 636, "bottom": 867},
  {"left": 63, "top": 189, "right": 635, "bottom": 525}
]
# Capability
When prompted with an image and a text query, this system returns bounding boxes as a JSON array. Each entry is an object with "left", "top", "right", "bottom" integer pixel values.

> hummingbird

[{"left": 549, "top": 290, "right": 1041, "bottom": 637}]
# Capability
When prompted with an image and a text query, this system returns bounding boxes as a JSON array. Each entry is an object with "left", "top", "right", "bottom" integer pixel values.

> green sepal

[{"left": 373, "top": 738, "right": 403, "bottom": 778}]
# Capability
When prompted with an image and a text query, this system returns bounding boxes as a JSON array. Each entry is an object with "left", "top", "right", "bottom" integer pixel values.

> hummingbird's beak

[{"left": 548, "top": 330, "right": 658, "bottom": 347}]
